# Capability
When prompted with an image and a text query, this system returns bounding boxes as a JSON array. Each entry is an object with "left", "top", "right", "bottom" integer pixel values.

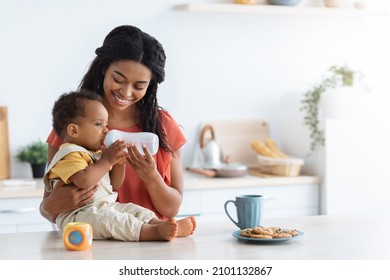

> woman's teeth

[{"left": 113, "top": 93, "right": 130, "bottom": 105}]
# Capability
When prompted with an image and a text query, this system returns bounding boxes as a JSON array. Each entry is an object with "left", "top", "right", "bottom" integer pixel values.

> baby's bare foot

[
  {"left": 140, "top": 218, "right": 178, "bottom": 241},
  {"left": 176, "top": 216, "right": 197, "bottom": 237},
  {"left": 157, "top": 218, "right": 178, "bottom": 241}
]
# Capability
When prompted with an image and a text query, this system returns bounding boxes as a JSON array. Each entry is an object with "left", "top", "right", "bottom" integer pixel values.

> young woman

[{"left": 40, "top": 25, "right": 196, "bottom": 237}]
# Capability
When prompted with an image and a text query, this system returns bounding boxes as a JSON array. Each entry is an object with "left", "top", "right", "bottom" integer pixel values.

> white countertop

[
  {"left": 0, "top": 172, "right": 320, "bottom": 199},
  {"left": 183, "top": 172, "right": 320, "bottom": 190},
  {"left": 0, "top": 179, "right": 44, "bottom": 199},
  {"left": 1, "top": 213, "right": 388, "bottom": 260}
]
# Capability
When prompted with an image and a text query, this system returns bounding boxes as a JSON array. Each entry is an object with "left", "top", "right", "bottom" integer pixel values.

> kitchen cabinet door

[
  {"left": 0, "top": 197, "right": 54, "bottom": 233},
  {"left": 323, "top": 119, "right": 390, "bottom": 215},
  {"left": 178, "top": 182, "right": 319, "bottom": 221}
]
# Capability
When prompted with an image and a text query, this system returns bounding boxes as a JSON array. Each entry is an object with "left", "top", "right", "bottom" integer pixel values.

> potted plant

[
  {"left": 300, "top": 65, "right": 363, "bottom": 154},
  {"left": 16, "top": 139, "right": 48, "bottom": 178}
]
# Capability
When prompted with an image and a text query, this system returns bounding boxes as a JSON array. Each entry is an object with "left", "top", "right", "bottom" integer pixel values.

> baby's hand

[{"left": 101, "top": 140, "right": 128, "bottom": 165}]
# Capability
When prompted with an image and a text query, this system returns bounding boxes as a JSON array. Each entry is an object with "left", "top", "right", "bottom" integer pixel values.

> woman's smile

[{"left": 111, "top": 91, "right": 132, "bottom": 106}]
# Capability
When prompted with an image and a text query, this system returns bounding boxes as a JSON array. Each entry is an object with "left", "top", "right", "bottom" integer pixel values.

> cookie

[
  {"left": 274, "top": 232, "right": 292, "bottom": 239},
  {"left": 280, "top": 229, "right": 298, "bottom": 237},
  {"left": 240, "top": 229, "right": 253, "bottom": 238},
  {"left": 251, "top": 234, "right": 273, "bottom": 239},
  {"left": 252, "top": 226, "right": 274, "bottom": 236}
]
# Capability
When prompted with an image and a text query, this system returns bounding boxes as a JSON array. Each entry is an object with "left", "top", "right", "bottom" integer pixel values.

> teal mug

[{"left": 224, "top": 195, "right": 263, "bottom": 229}]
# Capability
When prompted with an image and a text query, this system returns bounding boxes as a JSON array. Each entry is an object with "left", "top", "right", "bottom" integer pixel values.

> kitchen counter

[
  {"left": 1, "top": 213, "right": 389, "bottom": 260},
  {"left": 0, "top": 179, "right": 44, "bottom": 199},
  {"left": 0, "top": 173, "right": 320, "bottom": 199},
  {"left": 183, "top": 171, "right": 320, "bottom": 190}
]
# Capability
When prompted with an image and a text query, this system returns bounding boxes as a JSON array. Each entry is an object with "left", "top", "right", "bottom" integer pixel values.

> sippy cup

[
  {"left": 104, "top": 129, "right": 159, "bottom": 155},
  {"left": 63, "top": 222, "right": 93, "bottom": 251}
]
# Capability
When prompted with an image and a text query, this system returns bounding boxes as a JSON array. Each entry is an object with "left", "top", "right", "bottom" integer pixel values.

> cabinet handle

[{"left": 0, "top": 207, "right": 36, "bottom": 214}]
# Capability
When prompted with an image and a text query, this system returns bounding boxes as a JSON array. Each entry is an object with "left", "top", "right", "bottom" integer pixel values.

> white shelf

[{"left": 174, "top": 3, "right": 387, "bottom": 18}]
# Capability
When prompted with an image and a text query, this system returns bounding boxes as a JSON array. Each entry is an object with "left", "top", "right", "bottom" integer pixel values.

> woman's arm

[
  {"left": 149, "top": 148, "right": 183, "bottom": 217},
  {"left": 127, "top": 145, "right": 183, "bottom": 218},
  {"left": 40, "top": 182, "right": 97, "bottom": 223}
]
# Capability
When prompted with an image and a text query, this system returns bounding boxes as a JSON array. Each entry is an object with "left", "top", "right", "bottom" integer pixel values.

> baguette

[
  {"left": 250, "top": 140, "right": 278, "bottom": 157},
  {"left": 265, "top": 139, "right": 288, "bottom": 158}
]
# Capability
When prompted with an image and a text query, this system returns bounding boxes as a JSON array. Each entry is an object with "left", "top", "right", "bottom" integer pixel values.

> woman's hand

[
  {"left": 40, "top": 182, "right": 97, "bottom": 223},
  {"left": 126, "top": 144, "right": 160, "bottom": 183}
]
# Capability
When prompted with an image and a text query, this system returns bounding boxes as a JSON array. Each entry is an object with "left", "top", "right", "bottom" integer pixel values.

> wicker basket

[{"left": 257, "top": 155, "right": 304, "bottom": 177}]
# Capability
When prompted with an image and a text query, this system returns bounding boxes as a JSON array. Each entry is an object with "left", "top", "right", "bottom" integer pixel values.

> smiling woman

[{"left": 40, "top": 25, "right": 196, "bottom": 238}]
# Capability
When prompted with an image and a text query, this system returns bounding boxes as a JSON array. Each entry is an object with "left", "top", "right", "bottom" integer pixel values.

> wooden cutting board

[
  {"left": 0, "top": 107, "right": 11, "bottom": 179},
  {"left": 200, "top": 119, "right": 270, "bottom": 168}
]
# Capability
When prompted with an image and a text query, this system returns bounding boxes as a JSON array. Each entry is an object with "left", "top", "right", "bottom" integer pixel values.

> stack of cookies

[{"left": 240, "top": 226, "right": 298, "bottom": 239}]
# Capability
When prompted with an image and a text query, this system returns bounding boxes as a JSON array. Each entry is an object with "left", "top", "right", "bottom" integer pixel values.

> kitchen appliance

[
  {"left": 187, "top": 122, "right": 249, "bottom": 178},
  {"left": 199, "top": 124, "right": 224, "bottom": 169}
]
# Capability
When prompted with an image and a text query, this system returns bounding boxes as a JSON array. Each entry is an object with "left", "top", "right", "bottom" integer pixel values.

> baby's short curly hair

[{"left": 52, "top": 89, "right": 102, "bottom": 138}]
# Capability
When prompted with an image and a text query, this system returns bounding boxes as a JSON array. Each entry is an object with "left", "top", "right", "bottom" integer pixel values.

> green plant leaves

[
  {"left": 16, "top": 139, "right": 48, "bottom": 164},
  {"left": 300, "top": 65, "right": 359, "bottom": 154}
]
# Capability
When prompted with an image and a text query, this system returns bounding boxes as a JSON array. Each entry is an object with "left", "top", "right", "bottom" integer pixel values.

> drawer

[
  {"left": 0, "top": 225, "right": 17, "bottom": 233},
  {"left": 177, "top": 189, "right": 201, "bottom": 217},
  {"left": 200, "top": 184, "right": 318, "bottom": 213}
]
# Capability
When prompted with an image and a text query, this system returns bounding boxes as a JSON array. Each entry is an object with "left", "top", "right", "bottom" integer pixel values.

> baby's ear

[{"left": 67, "top": 123, "right": 79, "bottom": 137}]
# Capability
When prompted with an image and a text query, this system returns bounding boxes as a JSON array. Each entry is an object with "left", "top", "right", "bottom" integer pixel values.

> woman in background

[{"left": 40, "top": 25, "right": 196, "bottom": 237}]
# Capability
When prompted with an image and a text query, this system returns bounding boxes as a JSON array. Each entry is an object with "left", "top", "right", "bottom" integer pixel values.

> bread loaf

[
  {"left": 251, "top": 139, "right": 288, "bottom": 158},
  {"left": 250, "top": 140, "right": 278, "bottom": 157},
  {"left": 265, "top": 139, "right": 288, "bottom": 158}
]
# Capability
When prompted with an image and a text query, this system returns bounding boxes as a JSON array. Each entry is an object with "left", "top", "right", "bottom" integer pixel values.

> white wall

[{"left": 1, "top": 0, "right": 389, "bottom": 178}]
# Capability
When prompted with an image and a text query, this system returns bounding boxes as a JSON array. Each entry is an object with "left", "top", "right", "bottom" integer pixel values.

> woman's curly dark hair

[
  {"left": 52, "top": 90, "right": 102, "bottom": 139},
  {"left": 78, "top": 25, "right": 172, "bottom": 155}
]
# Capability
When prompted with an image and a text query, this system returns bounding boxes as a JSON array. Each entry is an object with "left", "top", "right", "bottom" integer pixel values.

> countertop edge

[
  {"left": 183, "top": 174, "right": 321, "bottom": 190},
  {"left": 0, "top": 173, "right": 321, "bottom": 199}
]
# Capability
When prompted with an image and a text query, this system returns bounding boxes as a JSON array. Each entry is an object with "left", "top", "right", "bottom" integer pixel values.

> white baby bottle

[{"left": 104, "top": 129, "right": 159, "bottom": 155}]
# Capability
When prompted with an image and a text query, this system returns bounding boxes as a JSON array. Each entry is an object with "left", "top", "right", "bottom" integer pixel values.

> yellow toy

[{"left": 63, "top": 222, "right": 93, "bottom": 251}]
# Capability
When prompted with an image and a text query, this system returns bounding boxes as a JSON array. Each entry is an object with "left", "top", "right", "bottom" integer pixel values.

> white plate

[{"left": 232, "top": 229, "right": 304, "bottom": 242}]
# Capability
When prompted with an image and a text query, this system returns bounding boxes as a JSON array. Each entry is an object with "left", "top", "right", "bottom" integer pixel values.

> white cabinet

[
  {"left": 178, "top": 174, "right": 320, "bottom": 222},
  {"left": 0, "top": 176, "right": 320, "bottom": 232},
  {"left": 322, "top": 119, "right": 390, "bottom": 215},
  {"left": 0, "top": 197, "right": 54, "bottom": 233}
]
